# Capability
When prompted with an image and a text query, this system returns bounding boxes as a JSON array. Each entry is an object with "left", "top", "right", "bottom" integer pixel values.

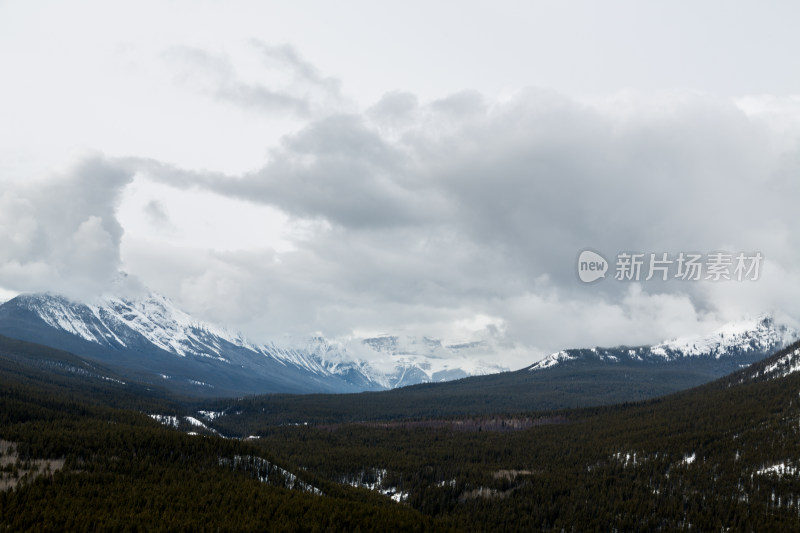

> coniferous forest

[{"left": 3, "top": 335, "right": 800, "bottom": 531}]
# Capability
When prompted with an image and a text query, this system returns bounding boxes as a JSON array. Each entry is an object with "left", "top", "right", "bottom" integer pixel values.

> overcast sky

[{"left": 2, "top": 1, "right": 800, "bottom": 368}]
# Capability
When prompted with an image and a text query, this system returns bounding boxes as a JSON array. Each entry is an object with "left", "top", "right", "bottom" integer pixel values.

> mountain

[
  {"left": 0, "top": 291, "right": 505, "bottom": 396},
  {"left": 527, "top": 315, "right": 796, "bottom": 372},
  {"left": 0, "top": 292, "right": 360, "bottom": 396}
]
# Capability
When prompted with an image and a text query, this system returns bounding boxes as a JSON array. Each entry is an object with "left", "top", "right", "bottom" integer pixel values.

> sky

[{"left": 2, "top": 1, "right": 800, "bottom": 368}]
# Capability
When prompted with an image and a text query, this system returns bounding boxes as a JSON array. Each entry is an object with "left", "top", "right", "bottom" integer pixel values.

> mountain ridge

[
  {"left": 527, "top": 315, "right": 796, "bottom": 372},
  {"left": 1, "top": 289, "right": 796, "bottom": 399}
]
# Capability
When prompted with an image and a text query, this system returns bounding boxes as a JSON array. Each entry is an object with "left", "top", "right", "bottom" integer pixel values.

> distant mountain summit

[
  {"left": 0, "top": 291, "right": 505, "bottom": 396},
  {"left": 527, "top": 315, "right": 797, "bottom": 372},
  {"left": 348, "top": 334, "right": 506, "bottom": 387}
]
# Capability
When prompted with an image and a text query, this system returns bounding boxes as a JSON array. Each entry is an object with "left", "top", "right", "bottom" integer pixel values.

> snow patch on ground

[
  {"left": 149, "top": 414, "right": 179, "bottom": 428},
  {"left": 342, "top": 468, "right": 409, "bottom": 502},
  {"left": 221, "top": 455, "right": 322, "bottom": 495},
  {"left": 612, "top": 451, "right": 641, "bottom": 468},
  {"left": 756, "top": 462, "right": 799, "bottom": 477},
  {"left": 753, "top": 348, "right": 800, "bottom": 380}
]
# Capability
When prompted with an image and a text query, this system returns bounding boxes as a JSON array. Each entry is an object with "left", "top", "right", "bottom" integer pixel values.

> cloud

[
  {"left": 143, "top": 199, "right": 170, "bottom": 227},
  {"left": 4, "top": 87, "right": 800, "bottom": 366},
  {"left": 162, "top": 41, "right": 346, "bottom": 118},
  {"left": 132, "top": 114, "right": 446, "bottom": 228},
  {"left": 366, "top": 91, "right": 419, "bottom": 134},
  {"left": 128, "top": 88, "right": 800, "bottom": 361},
  {"left": 0, "top": 156, "right": 137, "bottom": 300},
  {"left": 248, "top": 41, "right": 342, "bottom": 97}
]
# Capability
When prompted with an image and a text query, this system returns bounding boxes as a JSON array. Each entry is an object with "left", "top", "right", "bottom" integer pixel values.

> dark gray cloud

[
  {"left": 132, "top": 88, "right": 800, "bottom": 356},
  {"left": 134, "top": 114, "right": 447, "bottom": 228}
]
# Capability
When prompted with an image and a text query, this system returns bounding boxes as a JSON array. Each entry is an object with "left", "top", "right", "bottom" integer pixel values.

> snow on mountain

[
  {"left": 26, "top": 292, "right": 251, "bottom": 362},
  {"left": 531, "top": 350, "right": 579, "bottom": 370},
  {"left": 528, "top": 315, "right": 798, "bottom": 372},
  {"left": 13, "top": 291, "right": 393, "bottom": 381},
  {"left": 11, "top": 289, "right": 788, "bottom": 394},
  {"left": 527, "top": 345, "right": 649, "bottom": 371},
  {"left": 0, "top": 291, "right": 507, "bottom": 393},
  {"left": 282, "top": 333, "right": 508, "bottom": 389},
  {"left": 650, "top": 316, "right": 797, "bottom": 360},
  {"left": 348, "top": 335, "right": 508, "bottom": 388}
]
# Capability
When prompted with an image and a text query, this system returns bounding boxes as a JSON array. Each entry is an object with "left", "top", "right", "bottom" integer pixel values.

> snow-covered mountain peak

[
  {"left": 529, "top": 350, "right": 577, "bottom": 370},
  {"left": 18, "top": 291, "right": 250, "bottom": 360},
  {"left": 103, "top": 292, "right": 253, "bottom": 353},
  {"left": 651, "top": 315, "right": 797, "bottom": 359}
]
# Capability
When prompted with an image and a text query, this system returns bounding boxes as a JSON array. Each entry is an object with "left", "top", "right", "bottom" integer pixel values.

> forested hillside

[
  {"left": 197, "top": 356, "right": 765, "bottom": 433},
  {"left": 237, "top": 340, "right": 800, "bottom": 531},
  {"left": 0, "top": 337, "right": 444, "bottom": 531},
  {"left": 5, "top": 336, "right": 800, "bottom": 530}
]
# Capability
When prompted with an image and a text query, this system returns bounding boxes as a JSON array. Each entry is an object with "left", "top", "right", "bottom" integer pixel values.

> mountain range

[
  {"left": 0, "top": 290, "right": 795, "bottom": 399},
  {"left": 0, "top": 291, "right": 505, "bottom": 396}
]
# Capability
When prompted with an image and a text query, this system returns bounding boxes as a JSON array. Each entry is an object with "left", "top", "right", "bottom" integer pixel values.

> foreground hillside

[{"left": 0, "top": 338, "right": 443, "bottom": 531}]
